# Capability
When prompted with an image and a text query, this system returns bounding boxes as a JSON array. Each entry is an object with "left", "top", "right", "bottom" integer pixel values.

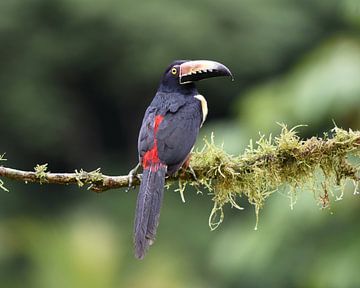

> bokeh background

[{"left": 0, "top": 0, "right": 360, "bottom": 287}]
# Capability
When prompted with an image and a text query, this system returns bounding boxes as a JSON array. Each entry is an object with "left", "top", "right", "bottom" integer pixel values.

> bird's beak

[{"left": 179, "top": 60, "right": 233, "bottom": 84}]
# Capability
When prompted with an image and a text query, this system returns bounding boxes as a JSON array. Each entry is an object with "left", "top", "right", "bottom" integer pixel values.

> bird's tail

[{"left": 134, "top": 163, "right": 166, "bottom": 259}]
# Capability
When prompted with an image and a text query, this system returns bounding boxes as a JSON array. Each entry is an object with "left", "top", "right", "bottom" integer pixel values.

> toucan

[{"left": 129, "top": 60, "right": 233, "bottom": 259}]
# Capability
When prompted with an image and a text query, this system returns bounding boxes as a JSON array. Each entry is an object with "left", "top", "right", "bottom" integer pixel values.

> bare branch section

[{"left": 0, "top": 125, "right": 359, "bottom": 229}]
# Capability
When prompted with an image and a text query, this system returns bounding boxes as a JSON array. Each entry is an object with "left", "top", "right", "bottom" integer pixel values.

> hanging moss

[{"left": 181, "top": 125, "right": 360, "bottom": 230}]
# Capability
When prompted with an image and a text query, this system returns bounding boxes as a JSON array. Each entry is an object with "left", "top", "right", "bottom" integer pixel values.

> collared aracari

[{"left": 131, "top": 60, "right": 233, "bottom": 259}]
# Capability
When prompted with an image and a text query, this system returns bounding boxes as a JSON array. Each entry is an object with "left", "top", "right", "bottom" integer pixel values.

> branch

[
  {"left": 0, "top": 125, "right": 359, "bottom": 229},
  {"left": 0, "top": 165, "right": 138, "bottom": 193},
  {"left": 0, "top": 163, "right": 195, "bottom": 193}
]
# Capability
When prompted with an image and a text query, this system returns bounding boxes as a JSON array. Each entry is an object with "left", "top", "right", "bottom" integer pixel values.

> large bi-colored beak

[{"left": 179, "top": 60, "right": 233, "bottom": 84}]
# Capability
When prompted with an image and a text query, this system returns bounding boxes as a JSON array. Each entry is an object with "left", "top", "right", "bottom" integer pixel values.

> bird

[{"left": 129, "top": 60, "right": 233, "bottom": 259}]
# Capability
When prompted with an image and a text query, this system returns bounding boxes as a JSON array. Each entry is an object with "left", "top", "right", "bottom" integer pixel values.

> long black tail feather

[{"left": 134, "top": 164, "right": 166, "bottom": 259}]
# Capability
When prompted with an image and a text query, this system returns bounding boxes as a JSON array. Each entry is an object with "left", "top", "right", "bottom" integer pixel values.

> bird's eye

[{"left": 171, "top": 67, "right": 177, "bottom": 75}]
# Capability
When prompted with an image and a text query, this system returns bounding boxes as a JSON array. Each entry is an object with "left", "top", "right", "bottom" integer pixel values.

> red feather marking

[
  {"left": 143, "top": 115, "right": 164, "bottom": 171},
  {"left": 154, "top": 115, "right": 163, "bottom": 134}
]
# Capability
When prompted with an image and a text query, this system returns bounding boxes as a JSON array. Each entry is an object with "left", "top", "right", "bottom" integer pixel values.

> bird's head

[{"left": 158, "top": 60, "right": 233, "bottom": 92}]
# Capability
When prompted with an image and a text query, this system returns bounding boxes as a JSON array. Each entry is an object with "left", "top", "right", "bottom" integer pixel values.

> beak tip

[
  {"left": 227, "top": 70, "right": 234, "bottom": 81},
  {"left": 220, "top": 64, "right": 233, "bottom": 81}
]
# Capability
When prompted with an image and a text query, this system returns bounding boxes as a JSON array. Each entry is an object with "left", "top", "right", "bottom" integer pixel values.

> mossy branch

[
  {"left": 0, "top": 125, "right": 359, "bottom": 229},
  {"left": 187, "top": 125, "right": 360, "bottom": 229}
]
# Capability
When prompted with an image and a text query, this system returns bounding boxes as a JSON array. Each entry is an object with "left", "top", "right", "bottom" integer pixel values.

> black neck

[{"left": 158, "top": 81, "right": 197, "bottom": 95}]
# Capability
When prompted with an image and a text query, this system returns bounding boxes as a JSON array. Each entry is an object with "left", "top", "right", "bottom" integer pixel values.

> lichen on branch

[
  {"left": 183, "top": 125, "right": 360, "bottom": 230},
  {"left": 0, "top": 153, "right": 8, "bottom": 192},
  {"left": 0, "top": 125, "right": 359, "bottom": 230}
]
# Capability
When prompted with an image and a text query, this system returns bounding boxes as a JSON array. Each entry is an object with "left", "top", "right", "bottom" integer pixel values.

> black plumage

[{"left": 133, "top": 59, "right": 232, "bottom": 259}]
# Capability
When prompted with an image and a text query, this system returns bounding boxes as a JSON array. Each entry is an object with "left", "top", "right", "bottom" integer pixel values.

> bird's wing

[
  {"left": 156, "top": 101, "right": 202, "bottom": 168},
  {"left": 138, "top": 106, "right": 157, "bottom": 160},
  {"left": 138, "top": 96, "right": 188, "bottom": 161}
]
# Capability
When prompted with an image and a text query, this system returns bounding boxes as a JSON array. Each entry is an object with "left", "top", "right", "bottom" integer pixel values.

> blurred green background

[{"left": 0, "top": 0, "right": 360, "bottom": 287}]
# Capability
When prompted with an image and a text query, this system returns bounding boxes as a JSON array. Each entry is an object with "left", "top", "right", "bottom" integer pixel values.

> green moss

[
  {"left": 0, "top": 153, "right": 9, "bottom": 192},
  {"left": 0, "top": 155, "right": 8, "bottom": 192},
  {"left": 75, "top": 168, "right": 103, "bottom": 188},
  {"left": 182, "top": 125, "right": 360, "bottom": 230},
  {"left": 0, "top": 153, "right": 6, "bottom": 162},
  {"left": 74, "top": 169, "right": 87, "bottom": 187},
  {"left": 34, "top": 163, "right": 49, "bottom": 184}
]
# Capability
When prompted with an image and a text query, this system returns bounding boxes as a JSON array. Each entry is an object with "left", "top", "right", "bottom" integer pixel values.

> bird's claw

[{"left": 126, "top": 163, "right": 141, "bottom": 192}]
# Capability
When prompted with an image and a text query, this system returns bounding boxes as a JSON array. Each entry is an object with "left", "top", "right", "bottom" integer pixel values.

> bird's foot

[{"left": 126, "top": 163, "right": 141, "bottom": 192}]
